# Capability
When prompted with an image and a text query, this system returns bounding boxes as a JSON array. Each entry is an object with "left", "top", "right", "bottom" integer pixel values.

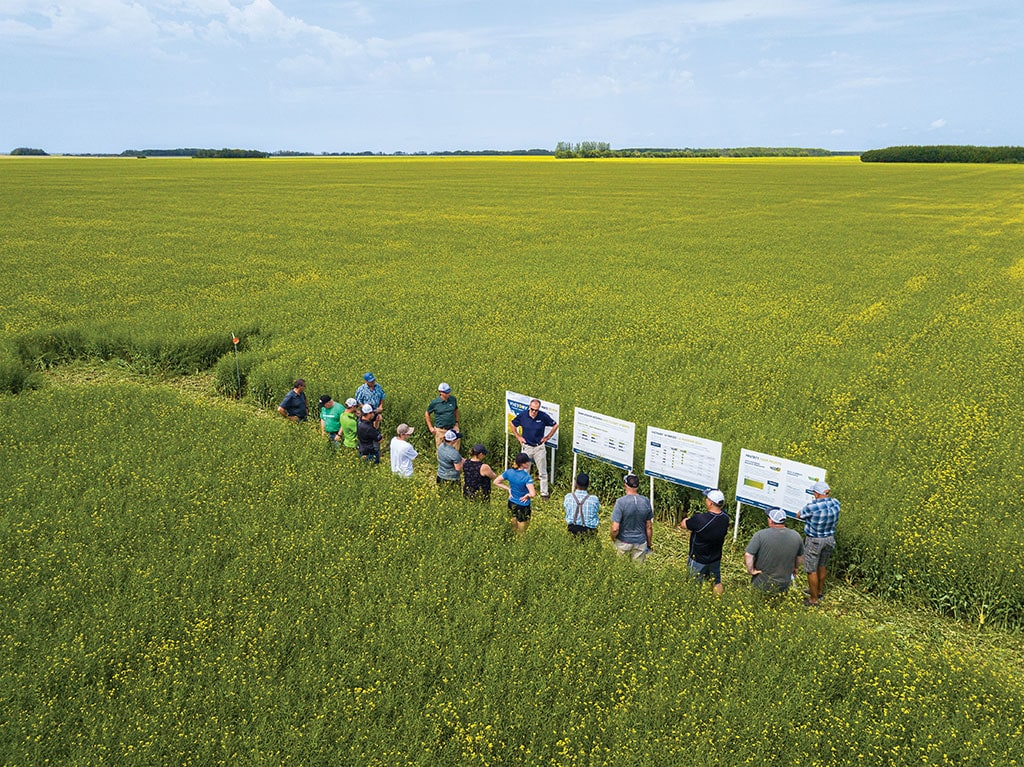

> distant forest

[
  {"left": 861, "top": 145, "right": 1024, "bottom": 163},
  {"left": 553, "top": 142, "right": 853, "bottom": 158}
]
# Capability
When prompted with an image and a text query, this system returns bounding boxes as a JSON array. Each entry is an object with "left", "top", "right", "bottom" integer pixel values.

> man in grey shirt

[{"left": 745, "top": 508, "right": 804, "bottom": 594}]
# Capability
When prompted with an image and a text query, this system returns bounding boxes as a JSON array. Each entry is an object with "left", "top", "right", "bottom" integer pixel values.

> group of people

[{"left": 279, "top": 375, "right": 841, "bottom": 602}]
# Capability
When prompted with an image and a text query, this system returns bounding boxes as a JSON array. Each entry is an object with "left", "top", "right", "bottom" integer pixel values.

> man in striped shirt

[{"left": 797, "top": 480, "right": 840, "bottom": 606}]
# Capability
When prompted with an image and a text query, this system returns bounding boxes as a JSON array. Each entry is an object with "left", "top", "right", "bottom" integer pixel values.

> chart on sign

[
  {"left": 572, "top": 407, "right": 635, "bottom": 470},
  {"left": 735, "top": 448, "right": 826, "bottom": 516},
  {"left": 644, "top": 426, "right": 722, "bottom": 490}
]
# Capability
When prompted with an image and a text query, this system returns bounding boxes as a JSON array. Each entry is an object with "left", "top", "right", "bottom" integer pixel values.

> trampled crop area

[{"left": 1, "top": 157, "right": 1023, "bottom": 764}]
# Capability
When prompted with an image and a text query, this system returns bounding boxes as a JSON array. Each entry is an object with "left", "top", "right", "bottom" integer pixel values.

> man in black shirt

[{"left": 677, "top": 489, "right": 731, "bottom": 595}]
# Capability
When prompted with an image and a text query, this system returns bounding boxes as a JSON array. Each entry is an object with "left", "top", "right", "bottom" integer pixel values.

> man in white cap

[
  {"left": 797, "top": 480, "right": 840, "bottom": 606},
  {"left": 356, "top": 404, "right": 382, "bottom": 464},
  {"left": 338, "top": 397, "right": 360, "bottom": 448},
  {"left": 425, "top": 382, "right": 460, "bottom": 451},
  {"left": 436, "top": 429, "right": 464, "bottom": 491},
  {"left": 390, "top": 423, "right": 418, "bottom": 477},
  {"left": 676, "top": 489, "right": 731, "bottom": 594},
  {"left": 745, "top": 508, "right": 804, "bottom": 593}
]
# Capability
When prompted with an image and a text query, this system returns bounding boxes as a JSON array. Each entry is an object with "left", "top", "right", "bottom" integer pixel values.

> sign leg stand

[{"left": 733, "top": 502, "right": 743, "bottom": 543}]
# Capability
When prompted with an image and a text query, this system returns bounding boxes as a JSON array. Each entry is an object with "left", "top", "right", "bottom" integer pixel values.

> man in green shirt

[
  {"left": 338, "top": 397, "right": 360, "bottom": 448},
  {"left": 425, "top": 382, "right": 460, "bottom": 451},
  {"left": 319, "top": 395, "right": 344, "bottom": 444}
]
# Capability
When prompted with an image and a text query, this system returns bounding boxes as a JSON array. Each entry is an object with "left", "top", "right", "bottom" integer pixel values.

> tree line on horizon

[{"left": 860, "top": 145, "right": 1024, "bottom": 163}]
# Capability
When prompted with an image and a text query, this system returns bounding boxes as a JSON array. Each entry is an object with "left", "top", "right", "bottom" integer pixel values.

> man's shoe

[{"left": 541, "top": 494, "right": 550, "bottom": 500}]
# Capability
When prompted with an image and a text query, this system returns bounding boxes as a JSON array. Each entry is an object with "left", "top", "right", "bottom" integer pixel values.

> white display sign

[
  {"left": 735, "top": 448, "right": 827, "bottom": 517},
  {"left": 505, "top": 391, "right": 560, "bottom": 449},
  {"left": 572, "top": 407, "right": 635, "bottom": 470},
  {"left": 644, "top": 426, "right": 722, "bottom": 491}
]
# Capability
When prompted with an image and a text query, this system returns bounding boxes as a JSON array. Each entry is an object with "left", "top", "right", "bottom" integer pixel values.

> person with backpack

[{"left": 677, "top": 488, "right": 731, "bottom": 594}]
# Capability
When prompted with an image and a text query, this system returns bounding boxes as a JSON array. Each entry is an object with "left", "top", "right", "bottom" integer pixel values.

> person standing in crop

[
  {"left": 495, "top": 452, "right": 536, "bottom": 534},
  {"left": 277, "top": 379, "right": 307, "bottom": 422},
  {"left": 677, "top": 489, "right": 731, "bottom": 594},
  {"left": 610, "top": 473, "right": 653, "bottom": 561},
  {"left": 339, "top": 398, "right": 360, "bottom": 448},
  {"left": 463, "top": 444, "right": 497, "bottom": 501},
  {"left": 745, "top": 508, "right": 804, "bottom": 593},
  {"left": 564, "top": 472, "right": 600, "bottom": 536},
  {"left": 354, "top": 372, "right": 385, "bottom": 425},
  {"left": 425, "top": 382, "right": 460, "bottom": 451},
  {"left": 356, "top": 404, "right": 382, "bottom": 464},
  {"left": 318, "top": 394, "right": 344, "bottom": 445},
  {"left": 797, "top": 480, "right": 840, "bottom": 606},
  {"left": 389, "top": 423, "right": 418, "bottom": 478},
  {"left": 511, "top": 399, "right": 558, "bottom": 499},
  {"left": 436, "top": 429, "right": 464, "bottom": 491}
]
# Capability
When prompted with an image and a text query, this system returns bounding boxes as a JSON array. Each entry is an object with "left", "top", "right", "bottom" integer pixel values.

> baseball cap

[
  {"left": 344, "top": 397, "right": 358, "bottom": 408},
  {"left": 438, "top": 382, "right": 451, "bottom": 393},
  {"left": 704, "top": 489, "right": 726, "bottom": 506},
  {"left": 472, "top": 443, "right": 488, "bottom": 456},
  {"left": 576, "top": 472, "right": 590, "bottom": 489},
  {"left": 624, "top": 473, "right": 640, "bottom": 488},
  {"left": 768, "top": 508, "right": 787, "bottom": 524},
  {"left": 361, "top": 404, "right": 374, "bottom": 414},
  {"left": 811, "top": 480, "right": 830, "bottom": 495},
  {"left": 319, "top": 394, "right": 332, "bottom": 407},
  {"left": 363, "top": 372, "right": 376, "bottom": 382},
  {"left": 397, "top": 423, "right": 414, "bottom": 436},
  {"left": 444, "top": 429, "right": 459, "bottom": 442}
]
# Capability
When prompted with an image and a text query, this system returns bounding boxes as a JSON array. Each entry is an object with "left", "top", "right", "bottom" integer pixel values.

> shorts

[
  {"left": 613, "top": 539, "right": 649, "bottom": 562},
  {"left": 508, "top": 500, "right": 532, "bottom": 522},
  {"left": 689, "top": 557, "right": 722, "bottom": 585},
  {"left": 567, "top": 524, "right": 597, "bottom": 537},
  {"left": 803, "top": 536, "right": 835, "bottom": 572},
  {"left": 751, "top": 573, "right": 791, "bottom": 593}
]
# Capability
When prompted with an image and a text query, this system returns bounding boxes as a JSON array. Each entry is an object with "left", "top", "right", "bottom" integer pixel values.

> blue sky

[{"left": 1, "top": 0, "right": 1021, "bottom": 153}]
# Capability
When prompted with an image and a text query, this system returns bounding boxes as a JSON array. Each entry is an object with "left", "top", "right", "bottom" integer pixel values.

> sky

[{"left": 1, "top": 0, "right": 1021, "bottom": 154}]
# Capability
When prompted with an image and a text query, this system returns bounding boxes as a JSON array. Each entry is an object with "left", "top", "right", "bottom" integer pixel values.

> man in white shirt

[{"left": 390, "top": 423, "right": 419, "bottom": 477}]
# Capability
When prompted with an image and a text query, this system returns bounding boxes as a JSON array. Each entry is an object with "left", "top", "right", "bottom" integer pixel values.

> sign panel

[
  {"left": 572, "top": 407, "right": 635, "bottom": 470},
  {"left": 505, "top": 391, "right": 560, "bottom": 449},
  {"left": 644, "top": 426, "right": 722, "bottom": 491},
  {"left": 735, "top": 448, "right": 827, "bottom": 517}
]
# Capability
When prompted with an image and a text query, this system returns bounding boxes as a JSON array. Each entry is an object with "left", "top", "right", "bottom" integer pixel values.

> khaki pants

[
  {"left": 433, "top": 426, "right": 461, "bottom": 452},
  {"left": 521, "top": 442, "right": 549, "bottom": 496}
]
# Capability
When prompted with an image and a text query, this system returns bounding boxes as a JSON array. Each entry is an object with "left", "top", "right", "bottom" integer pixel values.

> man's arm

[
  {"left": 454, "top": 407, "right": 461, "bottom": 430},
  {"left": 745, "top": 552, "right": 761, "bottom": 576},
  {"left": 424, "top": 410, "right": 434, "bottom": 432},
  {"left": 609, "top": 521, "right": 620, "bottom": 541},
  {"left": 541, "top": 421, "right": 559, "bottom": 443},
  {"left": 793, "top": 555, "right": 803, "bottom": 576},
  {"left": 645, "top": 519, "right": 653, "bottom": 551}
]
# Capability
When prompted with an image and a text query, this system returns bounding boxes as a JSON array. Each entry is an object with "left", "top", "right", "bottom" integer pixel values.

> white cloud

[{"left": 930, "top": 118, "right": 947, "bottom": 129}]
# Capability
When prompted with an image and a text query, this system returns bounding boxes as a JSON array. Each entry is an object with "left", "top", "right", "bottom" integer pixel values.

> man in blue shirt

[
  {"left": 277, "top": 379, "right": 307, "bottom": 422},
  {"left": 354, "top": 372, "right": 385, "bottom": 425},
  {"left": 511, "top": 399, "right": 558, "bottom": 499},
  {"left": 495, "top": 452, "right": 536, "bottom": 535},
  {"left": 797, "top": 480, "right": 840, "bottom": 606},
  {"left": 564, "top": 472, "right": 600, "bottom": 536}
]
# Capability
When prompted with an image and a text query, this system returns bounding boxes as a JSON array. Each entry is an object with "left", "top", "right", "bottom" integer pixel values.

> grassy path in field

[{"left": 41, "top": 360, "right": 1024, "bottom": 679}]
